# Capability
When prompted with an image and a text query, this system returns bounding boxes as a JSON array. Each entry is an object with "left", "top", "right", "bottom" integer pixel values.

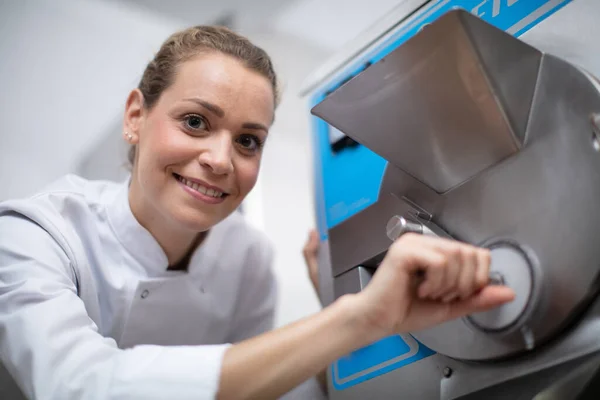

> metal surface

[
  {"left": 313, "top": 8, "right": 600, "bottom": 362},
  {"left": 386, "top": 215, "right": 423, "bottom": 239},
  {"left": 328, "top": 193, "right": 411, "bottom": 278},
  {"left": 334, "top": 266, "right": 374, "bottom": 299},
  {"left": 311, "top": 10, "right": 539, "bottom": 193},
  {"left": 439, "top": 297, "right": 600, "bottom": 399},
  {"left": 467, "top": 244, "right": 534, "bottom": 333},
  {"left": 308, "top": 1, "right": 600, "bottom": 398}
]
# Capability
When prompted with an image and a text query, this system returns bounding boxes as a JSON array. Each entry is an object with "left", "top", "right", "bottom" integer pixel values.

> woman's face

[{"left": 126, "top": 52, "right": 275, "bottom": 232}]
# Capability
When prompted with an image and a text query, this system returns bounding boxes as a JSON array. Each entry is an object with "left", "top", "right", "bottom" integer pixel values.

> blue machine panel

[{"left": 310, "top": 0, "right": 573, "bottom": 391}]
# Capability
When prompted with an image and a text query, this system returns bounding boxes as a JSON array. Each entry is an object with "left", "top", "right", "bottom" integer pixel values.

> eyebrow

[
  {"left": 183, "top": 97, "right": 269, "bottom": 133},
  {"left": 184, "top": 98, "right": 225, "bottom": 118},
  {"left": 242, "top": 122, "right": 269, "bottom": 132}
]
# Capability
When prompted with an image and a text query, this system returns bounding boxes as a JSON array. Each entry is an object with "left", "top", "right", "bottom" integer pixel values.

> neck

[{"left": 128, "top": 184, "right": 199, "bottom": 267}]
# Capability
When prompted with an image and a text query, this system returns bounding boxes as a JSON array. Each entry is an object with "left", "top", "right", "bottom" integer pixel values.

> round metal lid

[{"left": 467, "top": 245, "right": 534, "bottom": 332}]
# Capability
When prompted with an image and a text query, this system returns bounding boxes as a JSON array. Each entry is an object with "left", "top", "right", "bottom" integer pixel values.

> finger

[
  {"left": 475, "top": 248, "right": 491, "bottom": 290},
  {"left": 377, "top": 236, "right": 446, "bottom": 296},
  {"left": 456, "top": 247, "right": 478, "bottom": 300},
  {"left": 442, "top": 292, "right": 459, "bottom": 303},
  {"left": 422, "top": 258, "right": 448, "bottom": 299},
  {"left": 303, "top": 230, "right": 318, "bottom": 253},
  {"left": 387, "top": 233, "right": 447, "bottom": 272},
  {"left": 447, "top": 285, "right": 516, "bottom": 320},
  {"left": 303, "top": 231, "right": 318, "bottom": 260},
  {"left": 399, "top": 234, "right": 473, "bottom": 254},
  {"left": 432, "top": 248, "right": 461, "bottom": 300},
  {"left": 389, "top": 234, "right": 460, "bottom": 298}
]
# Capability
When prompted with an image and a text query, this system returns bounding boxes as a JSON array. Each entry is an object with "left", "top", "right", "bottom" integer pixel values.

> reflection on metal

[
  {"left": 313, "top": 10, "right": 539, "bottom": 194},
  {"left": 312, "top": 6, "right": 600, "bottom": 399}
]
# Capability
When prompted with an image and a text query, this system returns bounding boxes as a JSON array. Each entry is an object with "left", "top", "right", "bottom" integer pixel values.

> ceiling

[{"left": 106, "top": 0, "right": 299, "bottom": 31}]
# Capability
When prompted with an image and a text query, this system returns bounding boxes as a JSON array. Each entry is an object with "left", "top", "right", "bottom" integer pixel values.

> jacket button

[{"left": 141, "top": 289, "right": 149, "bottom": 299}]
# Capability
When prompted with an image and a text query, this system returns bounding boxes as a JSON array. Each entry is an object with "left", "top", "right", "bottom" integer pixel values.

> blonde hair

[{"left": 129, "top": 25, "right": 279, "bottom": 164}]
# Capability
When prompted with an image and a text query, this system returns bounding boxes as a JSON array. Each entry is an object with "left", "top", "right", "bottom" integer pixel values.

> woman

[{"left": 0, "top": 26, "right": 514, "bottom": 400}]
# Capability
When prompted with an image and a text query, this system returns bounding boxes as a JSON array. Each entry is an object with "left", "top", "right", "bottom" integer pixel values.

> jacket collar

[{"left": 107, "top": 178, "right": 170, "bottom": 276}]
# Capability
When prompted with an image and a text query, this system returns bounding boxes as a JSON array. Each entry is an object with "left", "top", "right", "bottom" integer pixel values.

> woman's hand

[
  {"left": 357, "top": 233, "right": 515, "bottom": 338},
  {"left": 219, "top": 232, "right": 515, "bottom": 399},
  {"left": 303, "top": 229, "right": 320, "bottom": 295}
]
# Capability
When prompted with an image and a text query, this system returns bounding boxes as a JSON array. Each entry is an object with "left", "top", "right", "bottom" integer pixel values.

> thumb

[{"left": 447, "top": 286, "right": 516, "bottom": 320}]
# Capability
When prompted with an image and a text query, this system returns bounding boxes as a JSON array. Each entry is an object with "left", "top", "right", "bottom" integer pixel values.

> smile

[{"left": 173, "top": 173, "right": 229, "bottom": 199}]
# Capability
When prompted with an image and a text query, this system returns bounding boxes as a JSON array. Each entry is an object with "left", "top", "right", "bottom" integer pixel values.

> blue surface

[
  {"left": 332, "top": 335, "right": 436, "bottom": 390},
  {"left": 310, "top": 0, "right": 573, "bottom": 390}
]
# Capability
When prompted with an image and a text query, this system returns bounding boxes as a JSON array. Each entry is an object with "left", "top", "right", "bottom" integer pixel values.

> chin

[{"left": 170, "top": 205, "right": 231, "bottom": 232}]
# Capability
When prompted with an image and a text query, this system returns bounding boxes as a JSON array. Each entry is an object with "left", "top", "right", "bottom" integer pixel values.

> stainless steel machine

[{"left": 302, "top": 0, "right": 600, "bottom": 398}]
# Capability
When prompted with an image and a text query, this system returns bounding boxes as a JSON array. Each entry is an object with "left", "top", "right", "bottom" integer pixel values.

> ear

[{"left": 122, "top": 89, "right": 145, "bottom": 144}]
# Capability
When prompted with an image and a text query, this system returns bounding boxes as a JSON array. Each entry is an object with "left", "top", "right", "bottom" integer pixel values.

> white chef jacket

[{"left": 0, "top": 174, "right": 279, "bottom": 400}]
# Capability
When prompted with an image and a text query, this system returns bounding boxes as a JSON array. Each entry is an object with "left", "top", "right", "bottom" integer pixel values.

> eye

[
  {"left": 236, "top": 134, "right": 264, "bottom": 152},
  {"left": 183, "top": 114, "right": 208, "bottom": 131}
]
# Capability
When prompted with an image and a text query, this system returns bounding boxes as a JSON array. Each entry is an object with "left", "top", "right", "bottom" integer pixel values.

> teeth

[{"left": 178, "top": 175, "right": 224, "bottom": 198}]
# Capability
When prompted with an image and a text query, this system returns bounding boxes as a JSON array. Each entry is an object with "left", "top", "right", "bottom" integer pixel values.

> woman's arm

[
  {"left": 220, "top": 293, "right": 370, "bottom": 400},
  {"left": 219, "top": 233, "right": 515, "bottom": 400},
  {"left": 0, "top": 213, "right": 230, "bottom": 400},
  {"left": 0, "top": 211, "right": 513, "bottom": 400}
]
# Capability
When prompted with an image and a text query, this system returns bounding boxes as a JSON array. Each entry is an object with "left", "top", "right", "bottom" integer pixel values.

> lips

[{"left": 173, "top": 173, "right": 229, "bottom": 198}]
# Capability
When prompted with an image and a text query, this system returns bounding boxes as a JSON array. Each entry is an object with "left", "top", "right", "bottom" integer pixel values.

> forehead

[{"left": 162, "top": 52, "right": 275, "bottom": 123}]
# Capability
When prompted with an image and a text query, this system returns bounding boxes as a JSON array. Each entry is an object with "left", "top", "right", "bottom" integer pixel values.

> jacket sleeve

[
  {"left": 0, "top": 212, "right": 229, "bottom": 400},
  {"left": 226, "top": 236, "right": 278, "bottom": 343}
]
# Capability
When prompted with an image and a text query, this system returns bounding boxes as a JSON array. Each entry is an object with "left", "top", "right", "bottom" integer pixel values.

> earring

[{"left": 124, "top": 131, "right": 133, "bottom": 141}]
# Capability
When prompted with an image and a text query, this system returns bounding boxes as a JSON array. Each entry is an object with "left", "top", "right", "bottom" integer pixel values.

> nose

[{"left": 197, "top": 132, "right": 234, "bottom": 175}]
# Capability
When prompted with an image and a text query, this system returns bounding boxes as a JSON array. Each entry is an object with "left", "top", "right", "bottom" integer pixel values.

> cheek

[
  {"left": 235, "top": 157, "right": 261, "bottom": 194},
  {"left": 144, "top": 117, "right": 193, "bottom": 167}
]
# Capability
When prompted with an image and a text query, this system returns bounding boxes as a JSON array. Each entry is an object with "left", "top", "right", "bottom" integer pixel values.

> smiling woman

[{"left": 0, "top": 25, "right": 514, "bottom": 400}]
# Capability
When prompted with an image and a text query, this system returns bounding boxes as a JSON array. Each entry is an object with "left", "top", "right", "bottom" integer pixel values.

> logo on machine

[{"left": 472, "top": 0, "right": 522, "bottom": 18}]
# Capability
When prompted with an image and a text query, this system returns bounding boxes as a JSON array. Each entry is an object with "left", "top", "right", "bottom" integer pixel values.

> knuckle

[
  {"left": 432, "top": 256, "right": 448, "bottom": 270},
  {"left": 398, "top": 232, "right": 419, "bottom": 244},
  {"left": 448, "top": 246, "right": 462, "bottom": 259},
  {"left": 388, "top": 240, "right": 404, "bottom": 256}
]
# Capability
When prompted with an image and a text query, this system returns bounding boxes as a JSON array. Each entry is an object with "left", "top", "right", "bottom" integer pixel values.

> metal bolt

[
  {"left": 443, "top": 367, "right": 453, "bottom": 378},
  {"left": 488, "top": 271, "right": 505, "bottom": 286}
]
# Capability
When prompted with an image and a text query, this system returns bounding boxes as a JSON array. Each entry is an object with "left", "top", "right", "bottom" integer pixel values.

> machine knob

[
  {"left": 386, "top": 215, "right": 424, "bottom": 239},
  {"left": 466, "top": 244, "right": 534, "bottom": 334},
  {"left": 386, "top": 215, "right": 444, "bottom": 240}
]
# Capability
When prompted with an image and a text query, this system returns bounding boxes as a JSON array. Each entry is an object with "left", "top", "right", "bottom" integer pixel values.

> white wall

[
  {"left": 0, "top": 0, "right": 185, "bottom": 200},
  {"left": 273, "top": 0, "right": 403, "bottom": 50}
]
